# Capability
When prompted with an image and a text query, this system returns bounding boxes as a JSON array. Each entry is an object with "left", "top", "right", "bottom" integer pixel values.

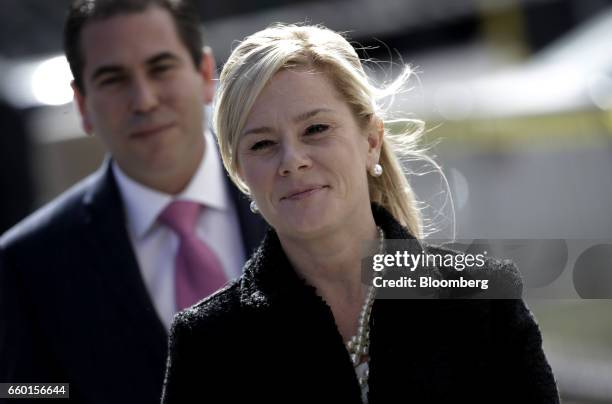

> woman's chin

[{"left": 274, "top": 204, "right": 337, "bottom": 239}]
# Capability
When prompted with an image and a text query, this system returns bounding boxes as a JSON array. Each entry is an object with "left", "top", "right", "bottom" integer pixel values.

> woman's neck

[
  {"left": 277, "top": 214, "right": 379, "bottom": 339},
  {"left": 280, "top": 218, "right": 377, "bottom": 287}
]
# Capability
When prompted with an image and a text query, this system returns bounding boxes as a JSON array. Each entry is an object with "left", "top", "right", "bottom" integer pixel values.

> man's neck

[{"left": 117, "top": 139, "right": 205, "bottom": 195}]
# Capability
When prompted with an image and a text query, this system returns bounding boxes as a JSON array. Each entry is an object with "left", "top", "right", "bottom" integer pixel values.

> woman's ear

[{"left": 366, "top": 115, "right": 384, "bottom": 166}]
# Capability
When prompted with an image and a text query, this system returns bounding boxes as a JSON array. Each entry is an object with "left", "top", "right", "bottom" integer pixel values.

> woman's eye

[
  {"left": 250, "top": 140, "right": 275, "bottom": 151},
  {"left": 305, "top": 124, "right": 329, "bottom": 135}
]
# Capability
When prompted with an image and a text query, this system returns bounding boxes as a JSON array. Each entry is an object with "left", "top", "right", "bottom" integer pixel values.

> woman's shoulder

[{"left": 170, "top": 279, "right": 245, "bottom": 336}]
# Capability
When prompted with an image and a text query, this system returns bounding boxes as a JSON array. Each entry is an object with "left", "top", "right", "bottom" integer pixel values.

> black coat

[
  {"left": 0, "top": 159, "right": 267, "bottom": 404},
  {"left": 162, "top": 206, "right": 560, "bottom": 403}
]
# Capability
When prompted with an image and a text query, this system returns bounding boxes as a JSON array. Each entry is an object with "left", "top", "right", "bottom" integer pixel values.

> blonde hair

[{"left": 213, "top": 23, "right": 433, "bottom": 239}]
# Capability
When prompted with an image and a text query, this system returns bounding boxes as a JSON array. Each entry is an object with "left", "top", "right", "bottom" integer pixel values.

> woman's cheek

[{"left": 244, "top": 164, "right": 270, "bottom": 200}]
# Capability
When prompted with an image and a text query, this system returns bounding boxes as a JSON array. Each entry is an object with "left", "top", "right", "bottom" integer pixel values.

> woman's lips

[
  {"left": 130, "top": 122, "right": 176, "bottom": 139},
  {"left": 282, "top": 186, "right": 329, "bottom": 201}
]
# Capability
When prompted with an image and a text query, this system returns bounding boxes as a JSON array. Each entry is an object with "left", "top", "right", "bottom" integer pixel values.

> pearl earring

[
  {"left": 250, "top": 200, "right": 259, "bottom": 214},
  {"left": 371, "top": 163, "right": 383, "bottom": 177}
]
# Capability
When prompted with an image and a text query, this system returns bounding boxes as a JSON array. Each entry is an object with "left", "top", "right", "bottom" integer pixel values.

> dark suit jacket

[
  {"left": 162, "top": 205, "right": 559, "bottom": 404},
  {"left": 0, "top": 159, "right": 266, "bottom": 404}
]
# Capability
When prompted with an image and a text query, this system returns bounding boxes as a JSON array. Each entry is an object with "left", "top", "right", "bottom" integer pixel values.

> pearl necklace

[{"left": 345, "top": 226, "right": 385, "bottom": 396}]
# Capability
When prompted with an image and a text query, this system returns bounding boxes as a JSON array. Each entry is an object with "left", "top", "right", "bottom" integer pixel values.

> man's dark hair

[{"left": 64, "top": 0, "right": 204, "bottom": 93}]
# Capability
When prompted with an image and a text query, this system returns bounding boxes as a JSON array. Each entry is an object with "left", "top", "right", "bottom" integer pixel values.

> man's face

[{"left": 73, "top": 6, "right": 215, "bottom": 193}]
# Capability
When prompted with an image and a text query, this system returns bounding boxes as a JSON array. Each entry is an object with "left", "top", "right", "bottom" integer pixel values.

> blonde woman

[{"left": 162, "top": 24, "right": 559, "bottom": 403}]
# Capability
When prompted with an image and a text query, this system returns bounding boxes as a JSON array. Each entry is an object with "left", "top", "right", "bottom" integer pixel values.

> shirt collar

[{"left": 113, "top": 130, "right": 229, "bottom": 240}]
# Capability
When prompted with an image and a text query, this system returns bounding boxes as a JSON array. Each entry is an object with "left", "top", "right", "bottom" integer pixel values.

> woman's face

[{"left": 237, "top": 68, "right": 382, "bottom": 239}]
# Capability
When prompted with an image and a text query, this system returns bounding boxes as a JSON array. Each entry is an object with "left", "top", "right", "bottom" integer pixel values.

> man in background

[{"left": 0, "top": 1, "right": 266, "bottom": 402}]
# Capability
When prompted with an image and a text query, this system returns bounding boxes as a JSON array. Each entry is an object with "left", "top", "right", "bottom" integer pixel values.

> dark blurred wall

[
  {"left": 0, "top": 101, "right": 34, "bottom": 234},
  {"left": 197, "top": 0, "right": 328, "bottom": 20},
  {"left": 2, "top": 0, "right": 612, "bottom": 59},
  {"left": 522, "top": 0, "right": 612, "bottom": 51}
]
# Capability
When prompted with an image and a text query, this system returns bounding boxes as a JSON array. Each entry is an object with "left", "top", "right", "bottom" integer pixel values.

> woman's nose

[{"left": 278, "top": 141, "right": 312, "bottom": 176}]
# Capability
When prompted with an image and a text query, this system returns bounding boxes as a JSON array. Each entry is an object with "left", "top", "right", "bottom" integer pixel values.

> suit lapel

[
  {"left": 79, "top": 153, "right": 264, "bottom": 342},
  {"left": 81, "top": 159, "right": 167, "bottom": 355}
]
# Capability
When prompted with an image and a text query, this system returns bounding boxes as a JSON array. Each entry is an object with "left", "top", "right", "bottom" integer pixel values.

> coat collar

[{"left": 238, "top": 204, "right": 432, "bottom": 309}]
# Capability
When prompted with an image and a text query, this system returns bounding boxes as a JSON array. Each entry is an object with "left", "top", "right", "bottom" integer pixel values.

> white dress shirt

[{"left": 113, "top": 131, "right": 246, "bottom": 330}]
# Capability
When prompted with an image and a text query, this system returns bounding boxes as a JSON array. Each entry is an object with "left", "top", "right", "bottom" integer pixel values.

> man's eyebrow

[
  {"left": 90, "top": 65, "right": 124, "bottom": 82},
  {"left": 242, "top": 108, "right": 334, "bottom": 137},
  {"left": 89, "top": 52, "right": 181, "bottom": 82},
  {"left": 146, "top": 52, "right": 181, "bottom": 66}
]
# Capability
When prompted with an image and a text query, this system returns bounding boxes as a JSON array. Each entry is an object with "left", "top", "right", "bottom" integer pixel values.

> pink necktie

[{"left": 158, "top": 200, "right": 227, "bottom": 311}]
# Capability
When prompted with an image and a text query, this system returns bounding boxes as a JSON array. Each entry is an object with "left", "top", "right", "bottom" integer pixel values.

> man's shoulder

[{"left": 0, "top": 170, "right": 103, "bottom": 251}]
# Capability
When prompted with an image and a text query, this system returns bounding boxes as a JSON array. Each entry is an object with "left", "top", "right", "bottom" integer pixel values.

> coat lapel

[
  {"left": 237, "top": 228, "right": 364, "bottom": 402},
  {"left": 236, "top": 204, "right": 435, "bottom": 402}
]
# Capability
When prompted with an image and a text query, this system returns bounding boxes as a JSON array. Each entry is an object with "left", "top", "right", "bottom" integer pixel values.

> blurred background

[{"left": 0, "top": 0, "right": 611, "bottom": 401}]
